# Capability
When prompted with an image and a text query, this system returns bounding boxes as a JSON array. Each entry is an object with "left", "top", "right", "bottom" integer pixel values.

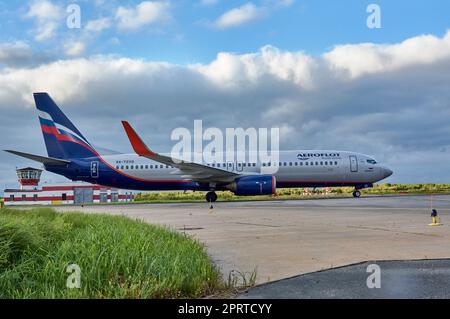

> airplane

[{"left": 5, "top": 93, "right": 393, "bottom": 202}]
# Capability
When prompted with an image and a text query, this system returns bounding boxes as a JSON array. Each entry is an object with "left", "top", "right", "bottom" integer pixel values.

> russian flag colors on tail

[{"left": 34, "top": 93, "right": 96, "bottom": 159}]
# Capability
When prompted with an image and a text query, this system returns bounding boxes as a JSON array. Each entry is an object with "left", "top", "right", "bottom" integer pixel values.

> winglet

[{"left": 121, "top": 121, "right": 157, "bottom": 157}]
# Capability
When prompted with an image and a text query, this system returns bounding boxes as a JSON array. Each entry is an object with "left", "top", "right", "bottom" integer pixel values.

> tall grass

[{"left": 0, "top": 208, "right": 221, "bottom": 298}]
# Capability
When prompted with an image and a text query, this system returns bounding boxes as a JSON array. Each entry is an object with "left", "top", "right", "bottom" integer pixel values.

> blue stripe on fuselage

[{"left": 46, "top": 158, "right": 201, "bottom": 191}]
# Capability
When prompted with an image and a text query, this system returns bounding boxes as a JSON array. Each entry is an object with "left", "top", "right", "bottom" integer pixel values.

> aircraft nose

[{"left": 382, "top": 167, "right": 393, "bottom": 178}]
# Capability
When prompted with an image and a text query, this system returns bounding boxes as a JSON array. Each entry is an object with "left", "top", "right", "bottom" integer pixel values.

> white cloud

[
  {"left": 324, "top": 32, "right": 450, "bottom": 78},
  {"left": 213, "top": 3, "right": 265, "bottom": 29},
  {"left": 115, "top": 1, "right": 172, "bottom": 31},
  {"left": 85, "top": 17, "right": 112, "bottom": 33},
  {"left": 26, "top": 0, "right": 61, "bottom": 21},
  {"left": 0, "top": 42, "right": 33, "bottom": 66},
  {"left": 192, "top": 45, "right": 317, "bottom": 89},
  {"left": 25, "top": 0, "right": 63, "bottom": 42},
  {"left": 64, "top": 41, "right": 86, "bottom": 57},
  {"left": 0, "top": 41, "right": 53, "bottom": 67}
]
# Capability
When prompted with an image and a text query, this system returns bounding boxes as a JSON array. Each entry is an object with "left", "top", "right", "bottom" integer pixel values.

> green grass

[
  {"left": 134, "top": 184, "right": 450, "bottom": 203},
  {"left": 0, "top": 208, "right": 222, "bottom": 299}
]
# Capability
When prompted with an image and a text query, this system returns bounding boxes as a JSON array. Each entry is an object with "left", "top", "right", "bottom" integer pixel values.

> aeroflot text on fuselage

[{"left": 297, "top": 153, "right": 341, "bottom": 160}]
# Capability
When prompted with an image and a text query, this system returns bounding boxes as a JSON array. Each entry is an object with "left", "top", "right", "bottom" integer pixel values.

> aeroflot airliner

[{"left": 5, "top": 93, "right": 393, "bottom": 202}]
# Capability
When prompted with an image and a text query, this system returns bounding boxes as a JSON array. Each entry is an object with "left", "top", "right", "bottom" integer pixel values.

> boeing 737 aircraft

[{"left": 5, "top": 93, "right": 393, "bottom": 202}]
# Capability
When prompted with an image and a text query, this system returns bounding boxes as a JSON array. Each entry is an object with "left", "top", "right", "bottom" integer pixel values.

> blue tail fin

[{"left": 34, "top": 93, "right": 97, "bottom": 159}]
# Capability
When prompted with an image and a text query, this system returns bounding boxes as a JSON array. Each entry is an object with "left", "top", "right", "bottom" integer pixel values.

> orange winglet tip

[{"left": 121, "top": 121, "right": 157, "bottom": 157}]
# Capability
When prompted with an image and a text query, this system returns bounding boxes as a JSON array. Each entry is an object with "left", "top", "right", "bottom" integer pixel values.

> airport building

[{"left": 3, "top": 167, "right": 134, "bottom": 206}]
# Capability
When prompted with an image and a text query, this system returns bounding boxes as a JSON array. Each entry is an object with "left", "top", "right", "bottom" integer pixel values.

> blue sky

[
  {"left": 1, "top": 0, "right": 449, "bottom": 63},
  {"left": 1, "top": 0, "right": 450, "bottom": 188}
]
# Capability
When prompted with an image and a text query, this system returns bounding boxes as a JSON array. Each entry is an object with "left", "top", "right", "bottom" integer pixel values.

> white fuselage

[{"left": 99, "top": 150, "right": 392, "bottom": 188}]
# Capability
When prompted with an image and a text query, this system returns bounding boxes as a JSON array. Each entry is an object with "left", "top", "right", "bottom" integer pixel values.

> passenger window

[
  {"left": 320, "top": 162, "right": 323, "bottom": 166},
  {"left": 126, "top": 166, "right": 129, "bottom": 169},
  {"left": 305, "top": 162, "right": 309, "bottom": 166},
  {"left": 335, "top": 161, "right": 338, "bottom": 165},
  {"left": 160, "top": 165, "right": 164, "bottom": 169},
  {"left": 145, "top": 165, "right": 148, "bottom": 169},
  {"left": 121, "top": 166, "right": 124, "bottom": 169},
  {"left": 289, "top": 162, "right": 293, "bottom": 166}
]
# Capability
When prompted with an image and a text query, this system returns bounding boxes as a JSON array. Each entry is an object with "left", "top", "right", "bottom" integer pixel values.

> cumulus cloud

[
  {"left": 64, "top": 41, "right": 86, "bottom": 57},
  {"left": 0, "top": 41, "right": 54, "bottom": 67},
  {"left": 85, "top": 17, "right": 112, "bottom": 33},
  {"left": 25, "top": 0, "right": 63, "bottom": 42},
  {"left": 213, "top": 3, "right": 265, "bottom": 29},
  {"left": 324, "top": 32, "right": 450, "bottom": 78},
  {"left": 212, "top": 1, "right": 294, "bottom": 29},
  {"left": 1, "top": 31, "right": 450, "bottom": 187},
  {"left": 115, "top": 1, "right": 172, "bottom": 31}
]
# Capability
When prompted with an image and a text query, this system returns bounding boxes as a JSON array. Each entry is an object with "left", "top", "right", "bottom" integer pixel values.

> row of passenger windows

[
  {"left": 263, "top": 161, "right": 339, "bottom": 167},
  {"left": 116, "top": 161, "right": 339, "bottom": 170},
  {"left": 116, "top": 164, "right": 172, "bottom": 170}
]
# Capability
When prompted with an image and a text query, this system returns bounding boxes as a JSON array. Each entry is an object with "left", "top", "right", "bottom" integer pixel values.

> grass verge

[{"left": 0, "top": 208, "right": 222, "bottom": 298}]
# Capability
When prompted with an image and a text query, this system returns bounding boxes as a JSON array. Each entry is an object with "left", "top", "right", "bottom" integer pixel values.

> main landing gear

[
  {"left": 206, "top": 191, "right": 218, "bottom": 203},
  {"left": 352, "top": 190, "right": 361, "bottom": 198}
]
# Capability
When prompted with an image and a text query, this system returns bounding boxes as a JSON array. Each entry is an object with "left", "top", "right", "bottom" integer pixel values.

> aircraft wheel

[
  {"left": 206, "top": 191, "right": 218, "bottom": 203},
  {"left": 353, "top": 190, "right": 361, "bottom": 198}
]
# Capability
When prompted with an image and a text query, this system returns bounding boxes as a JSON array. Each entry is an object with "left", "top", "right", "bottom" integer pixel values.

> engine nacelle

[{"left": 227, "top": 175, "right": 276, "bottom": 196}]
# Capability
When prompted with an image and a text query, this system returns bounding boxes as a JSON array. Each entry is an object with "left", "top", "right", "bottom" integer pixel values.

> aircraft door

[
  {"left": 91, "top": 161, "right": 99, "bottom": 178},
  {"left": 349, "top": 155, "right": 358, "bottom": 173}
]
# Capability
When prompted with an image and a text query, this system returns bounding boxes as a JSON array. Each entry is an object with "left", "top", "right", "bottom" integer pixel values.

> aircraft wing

[
  {"left": 121, "top": 121, "right": 239, "bottom": 183},
  {"left": 4, "top": 150, "right": 71, "bottom": 166}
]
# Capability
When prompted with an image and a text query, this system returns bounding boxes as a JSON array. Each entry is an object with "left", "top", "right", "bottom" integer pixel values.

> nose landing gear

[{"left": 352, "top": 190, "right": 361, "bottom": 198}]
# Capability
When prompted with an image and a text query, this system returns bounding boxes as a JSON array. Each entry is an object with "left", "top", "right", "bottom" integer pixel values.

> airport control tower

[{"left": 16, "top": 167, "right": 42, "bottom": 190}]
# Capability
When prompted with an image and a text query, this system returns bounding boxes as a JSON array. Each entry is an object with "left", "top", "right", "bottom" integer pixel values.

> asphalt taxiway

[
  {"left": 239, "top": 259, "right": 450, "bottom": 299},
  {"left": 55, "top": 195, "right": 450, "bottom": 286}
]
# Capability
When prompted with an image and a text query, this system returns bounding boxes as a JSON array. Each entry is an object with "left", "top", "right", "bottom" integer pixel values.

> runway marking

[{"left": 346, "top": 225, "right": 443, "bottom": 238}]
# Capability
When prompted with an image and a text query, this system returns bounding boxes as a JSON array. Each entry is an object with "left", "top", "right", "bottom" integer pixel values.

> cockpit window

[{"left": 367, "top": 159, "right": 377, "bottom": 165}]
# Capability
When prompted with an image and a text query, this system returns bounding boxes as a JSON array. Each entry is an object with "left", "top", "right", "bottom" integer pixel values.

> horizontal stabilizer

[{"left": 4, "top": 150, "right": 71, "bottom": 166}]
